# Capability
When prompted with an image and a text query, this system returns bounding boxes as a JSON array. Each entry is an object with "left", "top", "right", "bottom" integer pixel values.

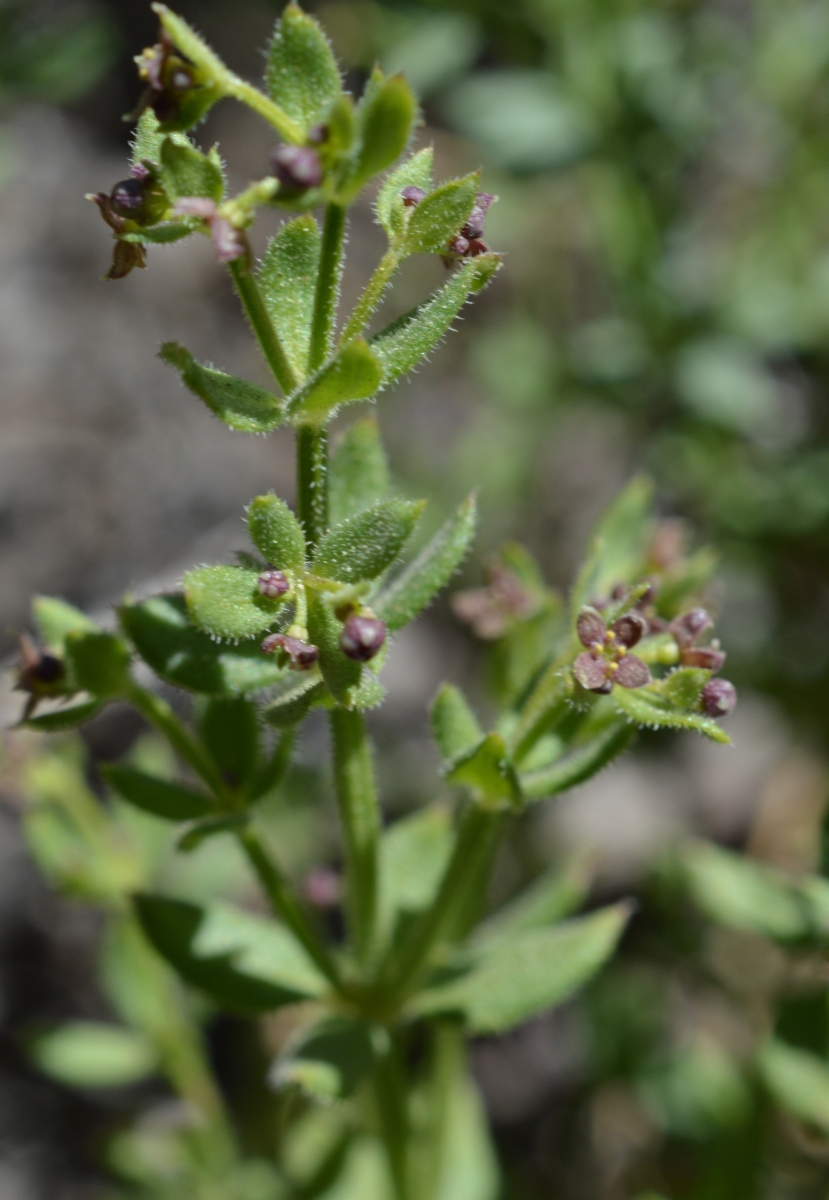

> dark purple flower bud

[
  {"left": 681, "top": 644, "right": 726, "bottom": 672},
  {"left": 574, "top": 651, "right": 609, "bottom": 691},
  {"left": 15, "top": 633, "right": 68, "bottom": 719},
  {"left": 614, "top": 655, "right": 652, "bottom": 689},
  {"left": 339, "top": 614, "right": 387, "bottom": 662},
  {"left": 670, "top": 608, "right": 713, "bottom": 647},
  {"left": 461, "top": 193, "right": 495, "bottom": 239},
  {"left": 110, "top": 178, "right": 146, "bottom": 216},
  {"left": 130, "top": 162, "right": 151, "bottom": 182},
  {"left": 611, "top": 611, "right": 647, "bottom": 649},
  {"left": 271, "top": 144, "right": 323, "bottom": 192},
  {"left": 261, "top": 632, "right": 320, "bottom": 671},
  {"left": 700, "top": 678, "right": 737, "bottom": 718},
  {"left": 577, "top": 606, "right": 606, "bottom": 649},
  {"left": 465, "top": 238, "right": 490, "bottom": 257},
  {"left": 447, "top": 234, "right": 470, "bottom": 257},
  {"left": 401, "top": 185, "right": 427, "bottom": 206},
  {"left": 257, "top": 569, "right": 290, "bottom": 599}
]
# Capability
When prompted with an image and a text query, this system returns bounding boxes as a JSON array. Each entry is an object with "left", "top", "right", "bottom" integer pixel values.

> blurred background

[{"left": 3, "top": 0, "right": 829, "bottom": 1196}]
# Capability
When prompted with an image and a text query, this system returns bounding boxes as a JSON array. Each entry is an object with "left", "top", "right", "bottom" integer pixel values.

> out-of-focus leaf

[
  {"left": 313, "top": 499, "right": 424, "bottom": 584},
  {"left": 443, "top": 70, "right": 592, "bottom": 172},
  {"left": 330, "top": 417, "right": 390, "bottom": 526},
  {"left": 520, "top": 720, "right": 636, "bottom": 799},
  {"left": 119, "top": 594, "right": 287, "bottom": 694},
  {"left": 102, "top": 765, "right": 211, "bottom": 821},
  {"left": 570, "top": 476, "right": 654, "bottom": 616},
  {"left": 430, "top": 683, "right": 483, "bottom": 764},
  {"left": 288, "top": 340, "right": 383, "bottom": 423},
  {"left": 30, "top": 1023, "right": 158, "bottom": 1089},
  {"left": 374, "top": 494, "right": 477, "bottom": 632},
  {"left": 373, "top": 260, "right": 500, "bottom": 385},
  {"left": 272, "top": 1017, "right": 374, "bottom": 1100},
  {"left": 378, "top": 805, "right": 455, "bottom": 943},
  {"left": 24, "top": 700, "right": 104, "bottom": 731},
  {"left": 474, "top": 853, "right": 595, "bottom": 950},
  {"left": 135, "top": 894, "right": 327, "bottom": 1013},
  {"left": 160, "top": 343, "right": 284, "bottom": 434},
  {"left": 446, "top": 732, "right": 521, "bottom": 809},
  {"left": 33, "top": 596, "right": 98, "bottom": 651},
  {"left": 758, "top": 1038, "right": 829, "bottom": 1132},
  {"left": 65, "top": 631, "right": 131, "bottom": 697},
  {"left": 679, "top": 840, "right": 810, "bottom": 939},
  {"left": 265, "top": 4, "right": 342, "bottom": 135},
  {"left": 258, "top": 216, "right": 321, "bottom": 379},
  {"left": 382, "top": 14, "right": 482, "bottom": 98},
  {"left": 247, "top": 493, "right": 306, "bottom": 570},
  {"left": 183, "top": 565, "right": 287, "bottom": 640},
  {"left": 413, "top": 905, "right": 630, "bottom": 1033},
  {"left": 196, "top": 696, "right": 259, "bottom": 785},
  {"left": 375, "top": 148, "right": 434, "bottom": 238}
]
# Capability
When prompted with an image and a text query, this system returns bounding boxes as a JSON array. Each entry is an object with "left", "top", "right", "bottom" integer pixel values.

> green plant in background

[{"left": 13, "top": 6, "right": 740, "bottom": 1197}]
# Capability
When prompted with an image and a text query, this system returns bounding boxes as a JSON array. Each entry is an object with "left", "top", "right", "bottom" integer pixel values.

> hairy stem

[
  {"left": 330, "top": 708, "right": 380, "bottom": 967},
  {"left": 509, "top": 654, "right": 573, "bottom": 763},
  {"left": 296, "top": 425, "right": 329, "bottom": 554},
  {"left": 126, "top": 684, "right": 224, "bottom": 796},
  {"left": 339, "top": 248, "right": 400, "bottom": 346},
  {"left": 229, "top": 259, "right": 298, "bottom": 395},
  {"left": 385, "top": 804, "right": 504, "bottom": 1001},
  {"left": 237, "top": 825, "right": 343, "bottom": 990},
  {"left": 373, "top": 1034, "right": 411, "bottom": 1200},
  {"left": 309, "top": 203, "right": 347, "bottom": 371}
]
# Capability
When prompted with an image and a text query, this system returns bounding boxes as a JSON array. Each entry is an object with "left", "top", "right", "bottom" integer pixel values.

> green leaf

[
  {"left": 30, "top": 1022, "right": 158, "bottom": 1089},
  {"left": 265, "top": 4, "right": 341, "bottom": 136},
  {"left": 330, "top": 417, "right": 390, "bottom": 526},
  {"left": 263, "top": 675, "right": 327, "bottom": 727},
  {"left": 178, "top": 813, "right": 249, "bottom": 852},
  {"left": 65, "top": 631, "right": 131, "bottom": 697},
  {"left": 24, "top": 700, "right": 104, "bottom": 731},
  {"left": 339, "top": 72, "right": 418, "bottom": 202},
  {"left": 375, "top": 148, "right": 434, "bottom": 238},
  {"left": 132, "top": 109, "right": 164, "bottom": 165},
  {"left": 350, "top": 668, "right": 387, "bottom": 711},
  {"left": 374, "top": 493, "right": 477, "bottom": 632},
  {"left": 474, "top": 853, "right": 594, "bottom": 951},
  {"left": 196, "top": 696, "right": 259, "bottom": 785},
  {"left": 119, "top": 594, "right": 287, "bottom": 694},
  {"left": 183, "top": 565, "right": 287, "bottom": 640},
  {"left": 571, "top": 476, "right": 654, "bottom": 617},
  {"left": 612, "top": 686, "right": 731, "bottom": 744},
  {"left": 288, "top": 339, "right": 383, "bottom": 423},
  {"left": 372, "top": 258, "right": 499, "bottom": 386},
  {"left": 272, "top": 1017, "right": 374, "bottom": 1100},
  {"left": 446, "top": 732, "right": 522, "bottom": 809},
  {"left": 661, "top": 667, "right": 711, "bottom": 709},
  {"left": 519, "top": 719, "right": 636, "bottom": 800},
  {"left": 378, "top": 805, "right": 455, "bottom": 944},
  {"left": 159, "top": 137, "right": 223, "bottom": 201},
  {"left": 246, "top": 493, "right": 306, "bottom": 571},
  {"left": 160, "top": 343, "right": 284, "bottom": 434},
  {"left": 307, "top": 593, "right": 361, "bottom": 704},
  {"left": 33, "top": 596, "right": 98, "bottom": 651},
  {"left": 678, "top": 840, "right": 811, "bottom": 940},
  {"left": 403, "top": 174, "right": 478, "bottom": 254},
  {"left": 135, "top": 894, "right": 327, "bottom": 1013},
  {"left": 102, "top": 765, "right": 212, "bottom": 821},
  {"left": 758, "top": 1039, "right": 829, "bottom": 1132},
  {"left": 430, "top": 683, "right": 483, "bottom": 764},
  {"left": 313, "top": 498, "right": 424, "bottom": 585},
  {"left": 258, "top": 216, "right": 321, "bottom": 379},
  {"left": 413, "top": 904, "right": 630, "bottom": 1033}
]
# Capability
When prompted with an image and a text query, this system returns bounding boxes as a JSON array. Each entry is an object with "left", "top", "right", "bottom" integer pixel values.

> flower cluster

[
  {"left": 573, "top": 605, "right": 652, "bottom": 693},
  {"left": 400, "top": 186, "right": 496, "bottom": 264},
  {"left": 134, "top": 31, "right": 216, "bottom": 132},
  {"left": 668, "top": 607, "right": 736, "bottom": 717}
]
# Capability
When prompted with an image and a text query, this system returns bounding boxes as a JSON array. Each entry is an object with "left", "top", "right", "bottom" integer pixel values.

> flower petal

[
  {"left": 615, "top": 655, "right": 651, "bottom": 689},
  {"left": 573, "top": 651, "right": 609, "bottom": 690},
  {"left": 576, "top": 606, "right": 606, "bottom": 649}
]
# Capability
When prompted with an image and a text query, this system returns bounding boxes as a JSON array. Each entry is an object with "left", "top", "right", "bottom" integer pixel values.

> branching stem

[
  {"left": 309, "top": 203, "right": 346, "bottom": 371},
  {"left": 339, "top": 248, "right": 400, "bottom": 346},
  {"left": 228, "top": 259, "right": 298, "bottom": 395}
]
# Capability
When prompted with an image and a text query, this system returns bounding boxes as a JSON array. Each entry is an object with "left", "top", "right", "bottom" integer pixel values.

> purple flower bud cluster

[
  {"left": 400, "top": 186, "right": 497, "bottom": 263},
  {"left": 257, "top": 569, "right": 290, "bottom": 599},
  {"left": 339, "top": 614, "right": 387, "bottom": 662},
  {"left": 573, "top": 604, "right": 652, "bottom": 694},
  {"left": 261, "top": 631, "right": 319, "bottom": 671},
  {"left": 668, "top": 607, "right": 736, "bottom": 718},
  {"left": 271, "top": 144, "right": 323, "bottom": 194}
]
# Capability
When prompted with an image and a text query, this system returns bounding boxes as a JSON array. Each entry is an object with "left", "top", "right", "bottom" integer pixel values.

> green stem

[
  {"left": 296, "top": 424, "right": 329, "bottom": 553},
  {"left": 339, "top": 248, "right": 400, "bottom": 346},
  {"left": 127, "top": 684, "right": 224, "bottom": 796},
  {"left": 509, "top": 654, "right": 573, "bottom": 764},
  {"left": 222, "top": 79, "right": 305, "bottom": 143},
  {"left": 228, "top": 259, "right": 298, "bottom": 395},
  {"left": 237, "top": 825, "right": 343, "bottom": 991},
  {"left": 309, "top": 203, "right": 347, "bottom": 371},
  {"left": 330, "top": 708, "right": 380, "bottom": 967},
  {"left": 373, "top": 1034, "right": 411, "bottom": 1200},
  {"left": 385, "top": 804, "right": 504, "bottom": 1002}
]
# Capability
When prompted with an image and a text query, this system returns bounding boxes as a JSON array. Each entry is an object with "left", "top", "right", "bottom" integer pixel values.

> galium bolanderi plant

[{"left": 14, "top": 6, "right": 738, "bottom": 1198}]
